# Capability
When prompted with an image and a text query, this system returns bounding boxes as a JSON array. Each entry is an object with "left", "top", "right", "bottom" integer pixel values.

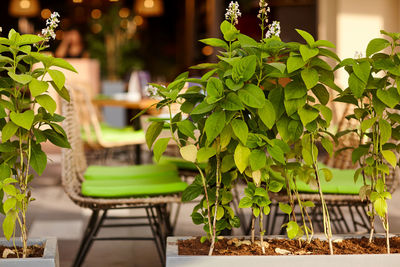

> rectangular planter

[
  {"left": 166, "top": 234, "right": 400, "bottom": 267},
  {"left": 0, "top": 237, "right": 59, "bottom": 267}
]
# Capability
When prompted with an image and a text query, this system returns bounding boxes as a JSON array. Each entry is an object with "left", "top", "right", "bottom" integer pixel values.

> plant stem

[
  {"left": 311, "top": 135, "right": 333, "bottom": 255},
  {"left": 251, "top": 214, "right": 255, "bottom": 243},
  {"left": 209, "top": 139, "right": 222, "bottom": 256},
  {"left": 385, "top": 213, "right": 390, "bottom": 254},
  {"left": 259, "top": 210, "right": 265, "bottom": 254}
]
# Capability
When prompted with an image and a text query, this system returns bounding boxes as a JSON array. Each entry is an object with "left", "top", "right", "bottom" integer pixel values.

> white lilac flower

[
  {"left": 40, "top": 12, "right": 60, "bottom": 42},
  {"left": 225, "top": 1, "right": 241, "bottom": 25},
  {"left": 354, "top": 51, "right": 364, "bottom": 59},
  {"left": 145, "top": 84, "right": 164, "bottom": 99},
  {"left": 257, "top": 0, "right": 270, "bottom": 24},
  {"left": 265, "top": 20, "right": 281, "bottom": 38}
]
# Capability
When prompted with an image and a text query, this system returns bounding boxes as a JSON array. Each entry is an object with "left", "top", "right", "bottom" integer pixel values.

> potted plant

[
  {"left": 335, "top": 30, "right": 400, "bottom": 254},
  {"left": 138, "top": 1, "right": 400, "bottom": 265},
  {"left": 0, "top": 13, "right": 75, "bottom": 265}
]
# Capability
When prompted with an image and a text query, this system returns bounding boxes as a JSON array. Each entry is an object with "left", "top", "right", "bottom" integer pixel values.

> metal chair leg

[{"left": 73, "top": 210, "right": 101, "bottom": 267}]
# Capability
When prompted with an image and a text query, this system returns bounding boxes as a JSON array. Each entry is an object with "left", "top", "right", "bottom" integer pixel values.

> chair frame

[{"left": 61, "top": 86, "right": 181, "bottom": 266}]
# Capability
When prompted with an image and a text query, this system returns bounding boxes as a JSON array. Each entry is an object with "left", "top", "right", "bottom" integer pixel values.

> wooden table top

[{"left": 92, "top": 98, "right": 158, "bottom": 110}]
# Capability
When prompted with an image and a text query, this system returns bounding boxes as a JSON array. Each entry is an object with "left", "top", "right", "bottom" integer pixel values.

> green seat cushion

[
  {"left": 292, "top": 163, "right": 364, "bottom": 195},
  {"left": 84, "top": 164, "right": 178, "bottom": 180},
  {"left": 81, "top": 178, "right": 187, "bottom": 198},
  {"left": 81, "top": 123, "right": 145, "bottom": 143},
  {"left": 158, "top": 156, "right": 206, "bottom": 171}
]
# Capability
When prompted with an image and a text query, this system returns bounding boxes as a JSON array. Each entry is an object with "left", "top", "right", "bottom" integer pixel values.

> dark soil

[
  {"left": 0, "top": 244, "right": 44, "bottom": 258},
  {"left": 178, "top": 236, "right": 400, "bottom": 256}
]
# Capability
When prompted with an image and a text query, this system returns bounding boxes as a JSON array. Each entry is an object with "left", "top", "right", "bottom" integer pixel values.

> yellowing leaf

[{"left": 180, "top": 144, "right": 198, "bottom": 163}]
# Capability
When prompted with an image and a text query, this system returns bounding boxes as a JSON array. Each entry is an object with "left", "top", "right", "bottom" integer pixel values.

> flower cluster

[
  {"left": 145, "top": 84, "right": 164, "bottom": 99},
  {"left": 265, "top": 20, "right": 281, "bottom": 38},
  {"left": 354, "top": 51, "right": 364, "bottom": 59},
  {"left": 257, "top": 0, "right": 270, "bottom": 24},
  {"left": 225, "top": 1, "right": 241, "bottom": 25},
  {"left": 41, "top": 12, "right": 60, "bottom": 42}
]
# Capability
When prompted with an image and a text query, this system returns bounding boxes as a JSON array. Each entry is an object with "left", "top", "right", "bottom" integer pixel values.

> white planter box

[
  {"left": 166, "top": 235, "right": 399, "bottom": 267},
  {"left": 0, "top": 237, "right": 59, "bottom": 267}
]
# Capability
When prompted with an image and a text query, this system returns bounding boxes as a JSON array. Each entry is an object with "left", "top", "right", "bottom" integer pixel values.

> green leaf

[
  {"left": 153, "top": 138, "right": 170, "bottom": 162},
  {"left": 253, "top": 207, "right": 260, "bottom": 217},
  {"left": 269, "top": 180, "right": 283, "bottom": 193},
  {"left": 239, "top": 197, "right": 253, "bottom": 208},
  {"left": 51, "top": 58, "right": 78, "bottom": 73},
  {"left": 361, "top": 117, "right": 376, "bottom": 132},
  {"left": 225, "top": 79, "right": 244, "bottom": 91},
  {"left": 3, "top": 198, "right": 16, "bottom": 214},
  {"left": 30, "top": 144, "right": 47, "bottom": 175},
  {"left": 7, "top": 71, "right": 32, "bottom": 85},
  {"left": 220, "top": 20, "right": 238, "bottom": 41},
  {"left": 0, "top": 163, "right": 11, "bottom": 180},
  {"left": 302, "top": 148, "right": 313, "bottom": 165},
  {"left": 353, "top": 61, "right": 370, "bottom": 84},
  {"left": 216, "top": 206, "right": 224, "bottom": 220},
  {"left": 279, "top": 202, "right": 292, "bottom": 215},
  {"left": 10, "top": 110, "right": 34, "bottom": 130},
  {"left": 17, "top": 34, "right": 43, "bottom": 45},
  {"left": 312, "top": 84, "right": 329, "bottom": 105},
  {"left": 2, "top": 210, "right": 16, "bottom": 240},
  {"left": 321, "top": 137, "right": 333, "bottom": 156},
  {"left": 191, "top": 212, "right": 204, "bottom": 225},
  {"left": 191, "top": 101, "right": 215, "bottom": 115},
  {"left": 268, "top": 62, "right": 286, "bottom": 73},
  {"left": 298, "top": 106, "right": 319, "bottom": 126},
  {"left": 268, "top": 145, "right": 285, "bottom": 164},
  {"left": 232, "top": 55, "right": 257, "bottom": 82},
  {"left": 176, "top": 120, "right": 196, "bottom": 139},
  {"left": 238, "top": 84, "right": 265, "bottom": 108},
  {"left": 221, "top": 154, "right": 235, "bottom": 173},
  {"left": 42, "top": 129, "right": 71, "bottom": 148},
  {"left": 2, "top": 121, "right": 18, "bottom": 142},
  {"left": 48, "top": 69, "right": 65, "bottom": 90},
  {"left": 352, "top": 146, "right": 369, "bottom": 164},
  {"left": 284, "top": 80, "right": 307, "bottom": 100},
  {"left": 302, "top": 200, "right": 315, "bottom": 207},
  {"left": 231, "top": 119, "right": 248, "bottom": 144},
  {"left": 182, "top": 183, "right": 203, "bottom": 202},
  {"left": 29, "top": 78, "right": 49, "bottom": 97},
  {"left": 376, "top": 87, "right": 400, "bottom": 108},
  {"left": 287, "top": 56, "right": 306, "bottom": 73},
  {"left": 320, "top": 168, "right": 333, "bottom": 182},
  {"left": 314, "top": 39, "right": 335, "bottom": 48},
  {"left": 348, "top": 73, "right": 365, "bottom": 98},
  {"left": 205, "top": 111, "right": 225, "bottom": 142},
  {"left": 36, "top": 94, "right": 57, "bottom": 115},
  {"left": 382, "top": 150, "right": 397, "bottom": 168},
  {"left": 374, "top": 197, "right": 387, "bottom": 217},
  {"left": 220, "top": 125, "right": 232, "bottom": 149},
  {"left": 237, "top": 33, "right": 258, "bottom": 47},
  {"left": 180, "top": 144, "right": 198, "bottom": 163},
  {"left": 50, "top": 82, "right": 70, "bottom": 102},
  {"left": 145, "top": 121, "right": 164, "bottom": 149},
  {"left": 197, "top": 147, "right": 216, "bottom": 163},
  {"left": 379, "top": 119, "right": 391, "bottom": 144},
  {"left": 258, "top": 100, "right": 275, "bottom": 129},
  {"left": 199, "top": 38, "right": 228, "bottom": 50},
  {"left": 221, "top": 92, "right": 244, "bottom": 111},
  {"left": 299, "top": 45, "right": 319, "bottom": 62},
  {"left": 296, "top": 29, "right": 315, "bottom": 45},
  {"left": 206, "top": 77, "right": 224, "bottom": 98},
  {"left": 249, "top": 149, "right": 266, "bottom": 171},
  {"left": 287, "top": 221, "right": 300, "bottom": 239},
  {"left": 366, "top": 38, "right": 390, "bottom": 57},
  {"left": 234, "top": 143, "right": 250, "bottom": 173},
  {"left": 301, "top": 68, "right": 319, "bottom": 89}
]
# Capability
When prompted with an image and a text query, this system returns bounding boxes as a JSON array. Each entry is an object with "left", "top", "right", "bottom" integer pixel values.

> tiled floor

[{"left": 1, "top": 151, "right": 400, "bottom": 266}]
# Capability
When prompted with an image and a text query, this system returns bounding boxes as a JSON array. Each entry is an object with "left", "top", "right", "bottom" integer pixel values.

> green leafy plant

[
  {"left": 336, "top": 30, "right": 400, "bottom": 253},
  {"left": 0, "top": 14, "right": 75, "bottom": 258},
  {"left": 140, "top": 1, "right": 340, "bottom": 255}
]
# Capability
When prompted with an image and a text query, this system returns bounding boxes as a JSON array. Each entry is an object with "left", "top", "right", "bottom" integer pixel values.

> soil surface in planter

[
  {"left": 0, "top": 244, "right": 44, "bottom": 258},
  {"left": 178, "top": 237, "right": 400, "bottom": 255}
]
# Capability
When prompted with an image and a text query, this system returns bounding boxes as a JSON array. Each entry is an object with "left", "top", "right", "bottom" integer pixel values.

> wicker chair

[
  {"left": 61, "top": 85, "right": 184, "bottom": 267},
  {"left": 264, "top": 105, "right": 400, "bottom": 235},
  {"left": 71, "top": 82, "right": 145, "bottom": 164}
]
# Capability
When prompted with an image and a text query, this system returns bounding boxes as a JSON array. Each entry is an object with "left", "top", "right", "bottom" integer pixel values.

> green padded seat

[
  {"left": 158, "top": 156, "right": 207, "bottom": 171},
  {"left": 81, "top": 178, "right": 187, "bottom": 198},
  {"left": 84, "top": 164, "right": 178, "bottom": 180},
  {"left": 81, "top": 123, "right": 145, "bottom": 143},
  {"left": 81, "top": 163, "right": 187, "bottom": 198},
  {"left": 290, "top": 163, "right": 365, "bottom": 195}
]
